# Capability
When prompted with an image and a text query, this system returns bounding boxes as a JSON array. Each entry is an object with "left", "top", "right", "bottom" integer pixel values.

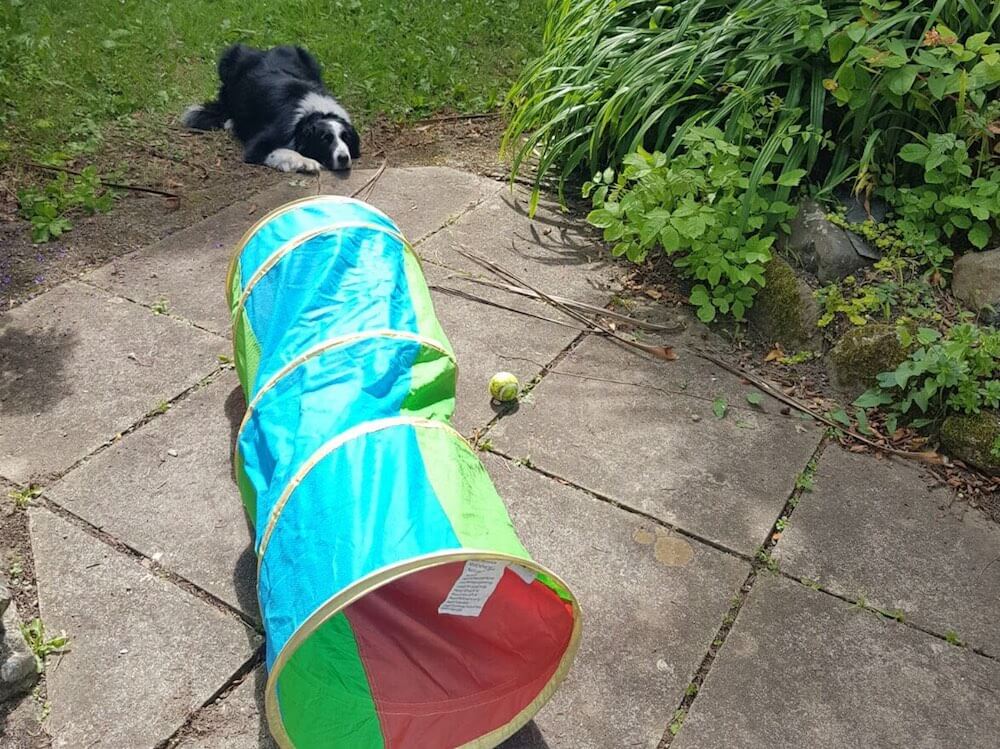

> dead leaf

[
  {"left": 645, "top": 288, "right": 663, "bottom": 300},
  {"left": 163, "top": 196, "right": 180, "bottom": 212},
  {"left": 764, "top": 344, "right": 785, "bottom": 363},
  {"left": 247, "top": 203, "right": 258, "bottom": 215}
]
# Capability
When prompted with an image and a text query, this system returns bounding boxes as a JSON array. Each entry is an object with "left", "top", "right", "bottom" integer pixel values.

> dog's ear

[
  {"left": 342, "top": 123, "right": 362, "bottom": 159},
  {"left": 218, "top": 44, "right": 260, "bottom": 85},
  {"left": 294, "top": 46, "right": 325, "bottom": 83}
]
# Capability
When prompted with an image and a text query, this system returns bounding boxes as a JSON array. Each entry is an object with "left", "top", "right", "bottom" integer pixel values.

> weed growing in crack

[
  {"left": 152, "top": 400, "right": 170, "bottom": 415},
  {"left": 801, "top": 577, "right": 822, "bottom": 591},
  {"left": 151, "top": 298, "right": 169, "bottom": 315},
  {"left": 684, "top": 683, "right": 699, "bottom": 698},
  {"left": 20, "top": 618, "right": 70, "bottom": 673},
  {"left": 669, "top": 708, "right": 687, "bottom": 735},
  {"left": 794, "top": 457, "right": 818, "bottom": 493},
  {"left": 8, "top": 485, "right": 41, "bottom": 510},
  {"left": 477, "top": 439, "right": 494, "bottom": 452},
  {"left": 945, "top": 630, "right": 964, "bottom": 647},
  {"left": 754, "top": 546, "right": 780, "bottom": 574},
  {"left": 775, "top": 516, "right": 789, "bottom": 532}
]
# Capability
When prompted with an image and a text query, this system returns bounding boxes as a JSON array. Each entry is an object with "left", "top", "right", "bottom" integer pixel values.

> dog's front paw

[{"left": 264, "top": 148, "right": 322, "bottom": 173}]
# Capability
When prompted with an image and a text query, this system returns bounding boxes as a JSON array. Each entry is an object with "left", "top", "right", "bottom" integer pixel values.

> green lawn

[{"left": 0, "top": 0, "right": 543, "bottom": 160}]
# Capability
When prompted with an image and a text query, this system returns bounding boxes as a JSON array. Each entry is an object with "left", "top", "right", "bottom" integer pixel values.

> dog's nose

[{"left": 333, "top": 154, "right": 350, "bottom": 171}]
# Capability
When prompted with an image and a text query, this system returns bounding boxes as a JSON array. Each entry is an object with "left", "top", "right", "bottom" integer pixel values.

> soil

[{"left": 0, "top": 111, "right": 508, "bottom": 312}]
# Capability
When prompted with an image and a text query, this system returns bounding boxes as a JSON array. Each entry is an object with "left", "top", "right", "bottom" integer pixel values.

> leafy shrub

[
  {"left": 584, "top": 125, "right": 807, "bottom": 322},
  {"left": 505, "top": 0, "right": 999, "bottom": 203},
  {"left": 856, "top": 323, "right": 1000, "bottom": 431},
  {"left": 17, "top": 167, "right": 114, "bottom": 242}
]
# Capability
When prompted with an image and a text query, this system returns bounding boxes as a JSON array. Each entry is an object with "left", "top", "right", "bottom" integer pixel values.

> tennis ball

[{"left": 489, "top": 372, "right": 519, "bottom": 402}]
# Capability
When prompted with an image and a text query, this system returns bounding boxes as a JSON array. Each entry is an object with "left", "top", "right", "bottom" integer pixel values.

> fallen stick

[
  {"left": 446, "top": 273, "right": 685, "bottom": 332},
  {"left": 457, "top": 247, "right": 677, "bottom": 361},
  {"left": 25, "top": 162, "right": 181, "bottom": 199},
  {"left": 350, "top": 158, "right": 387, "bottom": 200},
  {"left": 430, "top": 285, "right": 586, "bottom": 331},
  {"left": 695, "top": 350, "right": 946, "bottom": 465}
]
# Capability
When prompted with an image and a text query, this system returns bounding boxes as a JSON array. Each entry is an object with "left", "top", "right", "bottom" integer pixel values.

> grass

[
  {"left": 19, "top": 618, "right": 70, "bottom": 673},
  {"left": 0, "top": 0, "right": 543, "bottom": 161}
]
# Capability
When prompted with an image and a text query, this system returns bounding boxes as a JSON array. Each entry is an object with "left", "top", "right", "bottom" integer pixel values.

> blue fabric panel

[{"left": 258, "top": 424, "right": 463, "bottom": 669}]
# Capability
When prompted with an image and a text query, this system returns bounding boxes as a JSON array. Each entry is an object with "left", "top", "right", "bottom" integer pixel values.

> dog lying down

[{"left": 182, "top": 44, "right": 360, "bottom": 174}]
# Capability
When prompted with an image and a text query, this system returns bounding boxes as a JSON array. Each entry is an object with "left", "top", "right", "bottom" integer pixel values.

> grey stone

[
  {"left": 29, "top": 508, "right": 258, "bottom": 748},
  {"left": 673, "top": 575, "right": 1000, "bottom": 749},
  {"left": 0, "top": 581, "right": 9, "bottom": 617},
  {"left": 835, "top": 186, "right": 888, "bottom": 226},
  {"left": 939, "top": 410, "right": 1000, "bottom": 476},
  {"left": 786, "top": 200, "right": 875, "bottom": 283},
  {"left": 1, "top": 603, "right": 38, "bottom": 702},
  {"left": 952, "top": 247, "right": 1000, "bottom": 316},
  {"left": 747, "top": 256, "right": 822, "bottom": 350},
  {"left": 490, "top": 335, "right": 822, "bottom": 554},
  {"left": 416, "top": 189, "right": 614, "bottom": 306},
  {"left": 826, "top": 323, "right": 908, "bottom": 402},
  {"left": 0, "top": 282, "right": 226, "bottom": 484},
  {"left": 175, "top": 668, "right": 276, "bottom": 749},
  {"left": 45, "top": 372, "right": 257, "bottom": 617},
  {"left": 84, "top": 167, "right": 500, "bottom": 335},
  {"left": 422, "top": 264, "right": 581, "bottom": 437},
  {"left": 777, "top": 447, "right": 1000, "bottom": 656},
  {"left": 484, "top": 454, "right": 748, "bottom": 749}
]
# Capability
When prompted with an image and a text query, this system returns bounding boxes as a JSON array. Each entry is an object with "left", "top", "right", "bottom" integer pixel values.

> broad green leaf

[
  {"left": 746, "top": 392, "right": 763, "bottom": 406},
  {"left": 829, "top": 32, "right": 853, "bottom": 63},
  {"left": 969, "top": 222, "right": 991, "bottom": 249},
  {"left": 898, "top": 143, "right": 929, "bottom": 163},
  {"left": 884, "top": 65, "right": 919, "bottom": 96},
  {"left": 712, "top": 397, "right": 727, "bottom": 419}
]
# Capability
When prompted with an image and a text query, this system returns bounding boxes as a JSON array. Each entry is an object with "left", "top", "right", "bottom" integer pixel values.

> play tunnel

[{"left": 226, "top": 195, "right": 581, "bottom": 748}]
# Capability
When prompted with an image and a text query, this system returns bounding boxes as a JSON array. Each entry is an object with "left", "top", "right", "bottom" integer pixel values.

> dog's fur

[{"left": 182, "top": 44, "right": 360, "bottom": 173}]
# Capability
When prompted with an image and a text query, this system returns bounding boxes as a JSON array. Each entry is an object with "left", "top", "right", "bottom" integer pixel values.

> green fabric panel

[
  {"left": 277, "top": 612, "right": 385, "bottom": 748},
  {"left": 234, "top": 452, "right": 257, "bottom": 523},
  {"left": 400, "top": 344, "right": 457, "bottom": 422},
  {"left": 415, "top": 427, "right": 531, "bottom": 560},
  {"left": 402, "top": 252, "right": 454, "bottom": 356}
]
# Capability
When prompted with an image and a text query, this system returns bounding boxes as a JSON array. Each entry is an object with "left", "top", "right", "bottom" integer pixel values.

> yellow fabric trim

[
  {"left": 233, "top": 330, "right": 455, "bottom": 468},
  {"left": 264, "top": 551, "right": 582, "bottom": 749}
]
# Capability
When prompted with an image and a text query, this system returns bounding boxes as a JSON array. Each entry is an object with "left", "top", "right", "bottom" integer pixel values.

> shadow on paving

[
  {"left": 224, "top": 381, "right": 274, "bottom": 747},
  {"left": 499, "top": 194, "right": 600, "bottom": 272},
  {"left": 0, "top": 326, "right": 75, "bottom": 417}
]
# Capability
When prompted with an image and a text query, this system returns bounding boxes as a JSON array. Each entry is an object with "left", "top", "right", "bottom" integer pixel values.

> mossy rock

[
  {"left": 748, "top": 256, "right": 821, "bottom": 349},
  {"left": 826, "top": 324, "right": 909, "bottom": 401},
  {"left": 940, "top": 411, "right": 1000, "bottom": 476}
]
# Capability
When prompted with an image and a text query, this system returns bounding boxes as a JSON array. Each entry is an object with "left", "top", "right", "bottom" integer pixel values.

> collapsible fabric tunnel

[{"left": 226, "top": 195, "right": 581, "bottom": 748}]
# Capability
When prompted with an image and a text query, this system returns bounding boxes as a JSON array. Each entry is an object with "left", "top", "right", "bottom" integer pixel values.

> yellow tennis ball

[{"left": 489, "top": 372, "right": 519, "bottom": 402}]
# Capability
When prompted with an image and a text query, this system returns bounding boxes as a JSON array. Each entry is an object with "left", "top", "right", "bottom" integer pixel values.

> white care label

[
  {"left": 438, "top": 560, "right": 505, "bottom": 617},
  {"left": 508, "top": 564, "right": 537, "bottom": 585}
]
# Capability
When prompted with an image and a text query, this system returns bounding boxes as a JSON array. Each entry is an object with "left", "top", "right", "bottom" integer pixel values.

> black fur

[{"left": 182, "top": 44, "right": 360, "bottom": 172}]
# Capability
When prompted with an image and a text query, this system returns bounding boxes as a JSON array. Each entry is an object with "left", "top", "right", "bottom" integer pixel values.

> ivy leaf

[
  {"left": 746, "top": 392, "right": 763, "bottom": 407},
  {"left": 968, "top": 222, "right": 991, "bottom": 250},
  {"left": 854, "top": 408, "right": 873, "bottom": 436},
  {"left": 829, "top": 409, "right": 852, "bottom": 427},
  {"left": 884, "top": 65, "right": 920, "bottom": 96},
  {"left": 712, "top": 397, "right": 728, "bottom": 419},
  {"left": 829, "top": 32, "right": 853, "bottom": 63}
]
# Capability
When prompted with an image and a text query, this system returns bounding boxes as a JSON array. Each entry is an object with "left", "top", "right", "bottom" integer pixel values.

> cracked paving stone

[
  {"left": 44, "top": 371, "right": 257, "bottom": 617},
  {"left": 0, "top": 282, "right": 225, "bottom": 484},
  {"left": 490, "top": 335, "right": 822, "bottom": 554},
  {"left": 174, "top": 668, "right": 276, "bottom": 749},
  {"left": 30, "top": 508, "right": 258, "bottom": 749},
  {"left": 485, "top": 454, "right": 748, "bottom": 749},
  {"left": 672, "top": 574, "right": 1000, "bottom": 749},
  {"left": 776, "top": 447, "right": 1000, "bottom": 657}
]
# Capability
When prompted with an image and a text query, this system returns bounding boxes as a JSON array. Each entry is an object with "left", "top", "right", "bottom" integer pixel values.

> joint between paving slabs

[
  {"left": 154, "top": 645, "right": 265, "bottom": 749},
  {"left": 485, "top": 447, "right": 754, "bottom": 566},
  {"left": 36, "top": 497, "right": 261, "bottom": 633},
  {"left": 656, "top": 435, "right": 830, "bottom": 748},
  {"left": 470, "top": 331, "right": 591, "bottom": 450}
]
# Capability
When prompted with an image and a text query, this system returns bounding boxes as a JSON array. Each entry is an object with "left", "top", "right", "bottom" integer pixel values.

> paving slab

[
  {"left": 175, "top": 668, "right": 276, "bottom": 749},
  {"left": 30, "top": 508, "right": 258, "bottom": 749},
  {"left": 416, "top": 189, "right": 614, "bottom": 306},
  {"left": 0, "top": 282, "right": 226, "bottom": 484},
  {"left": 777, "top": 447, "right": 1000, "bottom": 656},
  {"left": 84, "top": 167, "right": 499, "bottom": 335},
  {"left": 44, "top": 371, "right": 257, "bottom": 617},
  {"left": 672, "top": 574, "right": 1000, "bottom": 749},
  {"left": 422, "top": 264, "right": 581, "bottom": 436},
  {"left": 490, "top": 335, "right": 823, "bottom": 554},
  {"left": 484, "top": 454, "right": 749, "bottom": 749}
]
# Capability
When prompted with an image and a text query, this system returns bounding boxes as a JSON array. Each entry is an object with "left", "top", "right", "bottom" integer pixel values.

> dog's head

[{"left": 294, "top": 113, "right": 361, "bottom": 172}]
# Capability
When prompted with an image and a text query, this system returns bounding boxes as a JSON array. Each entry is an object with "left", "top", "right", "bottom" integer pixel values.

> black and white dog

[{"left": 182, "top": 44, "right": 360, "bottom": 174}]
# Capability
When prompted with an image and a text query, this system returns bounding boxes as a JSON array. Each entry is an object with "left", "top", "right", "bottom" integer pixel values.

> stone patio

[{"left": 1, "top": 166, "right": 998, "bottom": 748}]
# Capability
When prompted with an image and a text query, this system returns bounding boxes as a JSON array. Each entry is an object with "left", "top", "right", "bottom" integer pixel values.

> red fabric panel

[{"left": 344, "top": 562, "right": 574, "bottom": 748}]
